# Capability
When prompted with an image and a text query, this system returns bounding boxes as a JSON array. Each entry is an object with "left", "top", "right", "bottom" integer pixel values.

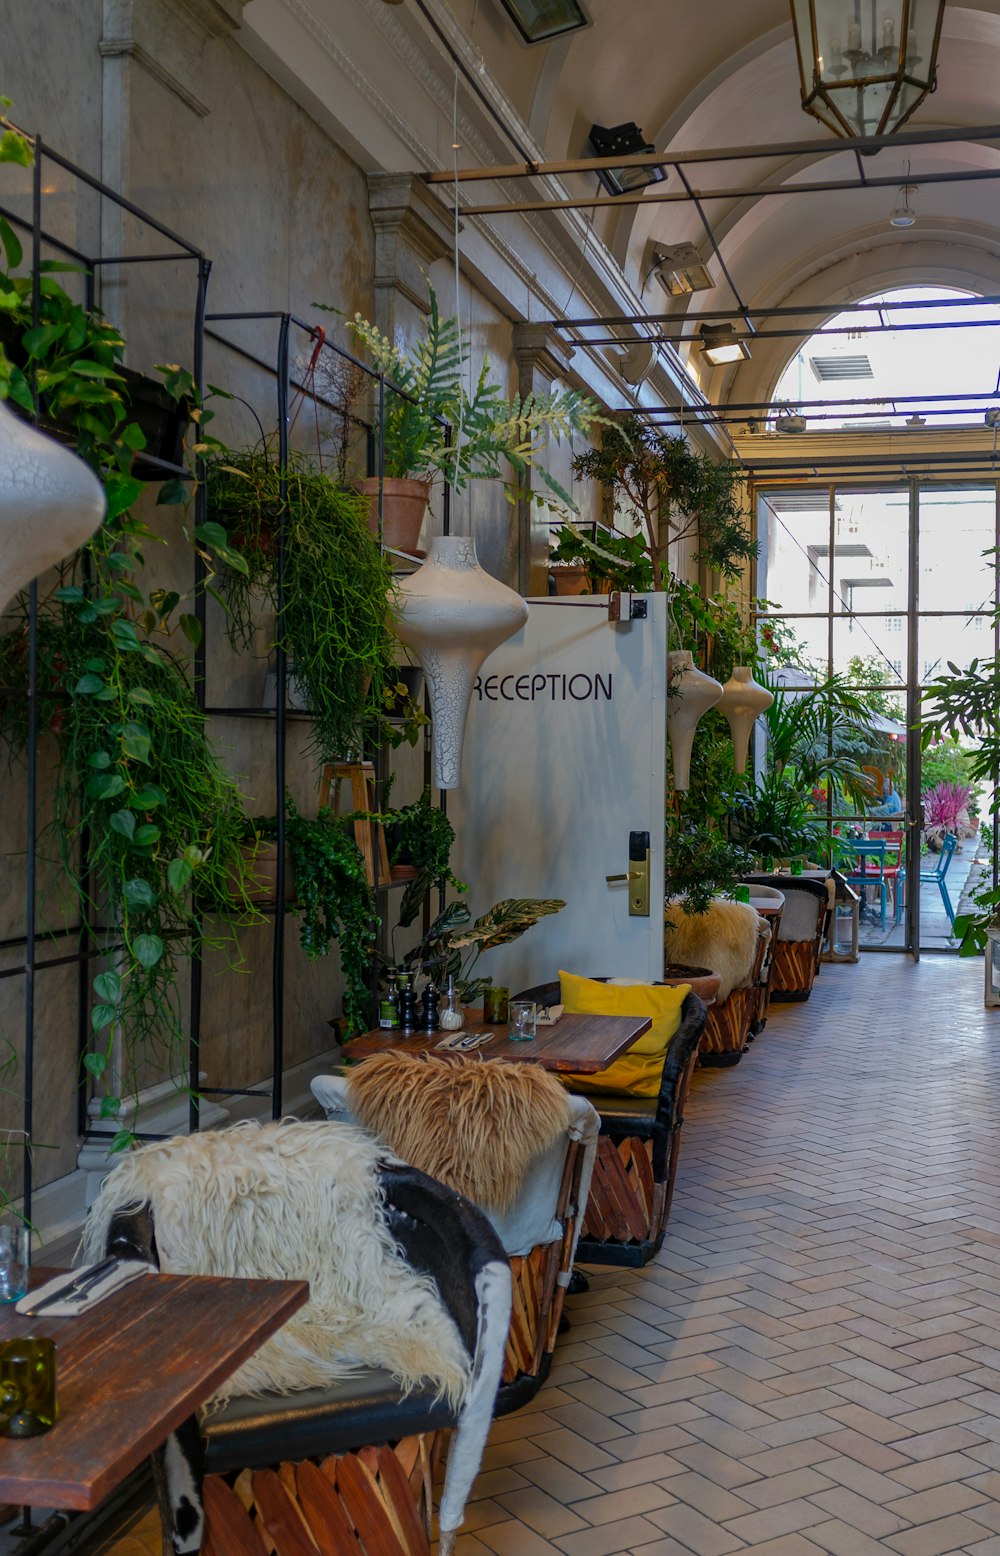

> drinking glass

[
  {"left": 0, "top": 1336, "right": 57, "bottom": 1436},
  {"left": 508, "top": 1000, "right": 537, "bottom": 1041},
  {"left": 0, "top": 1225, "right": 29, "bottom": 1304},
  {"left": 483, "top": 985, "right": 510, "bottom": 1023}
]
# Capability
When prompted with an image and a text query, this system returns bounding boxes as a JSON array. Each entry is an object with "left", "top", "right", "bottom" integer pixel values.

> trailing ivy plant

[
  {"left": 248, "top": 794, "right": 378, "bottom": 1036},
  {"left": 0, "top": 215, "right": 252, "bottom": 1144},
  {"left": 386, "top": 786, "right": 466, "bottom": 928},
  {"left": 206, "top": 449, "right": 397, "bottom": 762}
]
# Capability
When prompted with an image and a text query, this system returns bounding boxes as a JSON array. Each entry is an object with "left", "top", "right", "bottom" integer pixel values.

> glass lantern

[{"left": 788, "top": 0, "right": 946, "bottom": 139}]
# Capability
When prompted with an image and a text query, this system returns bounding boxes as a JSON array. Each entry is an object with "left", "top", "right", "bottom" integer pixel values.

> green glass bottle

[{"left": 0, "top": 1336, "right": 57, "bottom": 1436}]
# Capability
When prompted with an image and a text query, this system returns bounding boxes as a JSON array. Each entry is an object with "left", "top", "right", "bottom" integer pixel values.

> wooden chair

[
  {"left": 742, "top": 875, "right": 830, "bottom": 1000},
  {"left": 312, "top": 1069, "right": 599, "bottom": 1414},
  {"left": 512, "top": 982, "right": 708, "bottom": 1267},
  {"left": 101, "top": 1152, "right": 510, "bottom": 1556}
]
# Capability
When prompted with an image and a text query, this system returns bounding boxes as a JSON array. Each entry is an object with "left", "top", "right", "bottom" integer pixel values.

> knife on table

[{"left": 21, "top": 1257, "right": 120, "bottom": 1317}]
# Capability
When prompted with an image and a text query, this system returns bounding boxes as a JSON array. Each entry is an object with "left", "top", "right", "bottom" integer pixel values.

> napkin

[
  {"left": 16, "top": 1259, "right": 152, "bottom": 1318},
  {"left": 536, "top": 1004, "right": 563, "bottom": 1025}
]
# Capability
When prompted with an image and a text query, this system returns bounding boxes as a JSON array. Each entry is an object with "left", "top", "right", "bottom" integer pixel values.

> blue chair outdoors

[
  {"left": 845, "top": 838, "right": 887, "bottom": 930},
  {"left": 895, "top": 832, "right": 958, "bottom": 927}
]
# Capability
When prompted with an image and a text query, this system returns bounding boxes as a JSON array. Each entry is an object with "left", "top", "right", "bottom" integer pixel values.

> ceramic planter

[
  {"left": 0, "top": 398, "right": 106, "bottom": 614},
  {"left": 716, "top": 666, "right": 773, "bottom": 774},
  {"left": 667, "top": 650, "right": 723, "bottom": 791},
  {"left": 355, "top": 476, "right": 430, "bottom": 554},
  {"left": 394, "top": 534, "right": 529, "bottom": 789}
]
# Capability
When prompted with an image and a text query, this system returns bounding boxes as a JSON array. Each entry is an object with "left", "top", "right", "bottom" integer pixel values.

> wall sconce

[
  {"left": 589, "top": 123, "right": 665, "bottom": 196},
  {"left": 652, "top": 243, "right": 715, "bottom": 296},
  {"left": 699, "top": 323, "right": 751, "bottom": 366}
]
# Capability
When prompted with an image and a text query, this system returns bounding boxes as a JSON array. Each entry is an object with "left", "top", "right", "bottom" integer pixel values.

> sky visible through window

[{"left": 772, "top": 286, "right": 1000, "bottom": 431}]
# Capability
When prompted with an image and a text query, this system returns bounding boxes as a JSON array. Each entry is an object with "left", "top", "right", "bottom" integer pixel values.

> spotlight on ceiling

[
  {"left": 496, "top": 0, "right": 590, "bottom": 43},
  {"left": 699, "top": 323, "right": 752, "bottom": 366},
  {"left": 788, "top": 0, "right": 946, "bottom": 140},
  {"left": 651, "top": 243, "right": 715, "bottom": 296},
  {"left": 774, "top": 408, "right": 807, "bottom": 433},
  {"left": 588, "top": 123, "right": 665, "bottom": 196},
  {"left": 889, "top": 184, "right": 917, "bottom": 227},
  {"left": 985, "top": 408, "right": 1000, "bottom": 428}
]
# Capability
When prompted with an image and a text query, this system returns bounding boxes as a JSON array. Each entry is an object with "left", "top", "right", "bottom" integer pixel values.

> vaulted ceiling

[{"left": 242, "top": 0, "right": 1000, "bottom": 414}]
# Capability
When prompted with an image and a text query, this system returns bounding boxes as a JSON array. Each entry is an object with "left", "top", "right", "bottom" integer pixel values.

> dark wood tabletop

[
  {"left": 345, "top": 1008, "right": 652, "bottom": 1074},
  {"left": 0, "top": 1268, "right": 308, "bottom": 1511}
]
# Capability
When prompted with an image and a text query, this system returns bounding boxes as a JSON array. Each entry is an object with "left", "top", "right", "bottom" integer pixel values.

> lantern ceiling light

[{"left": 789, "top": 1, "right": 947, "bottom": 140}]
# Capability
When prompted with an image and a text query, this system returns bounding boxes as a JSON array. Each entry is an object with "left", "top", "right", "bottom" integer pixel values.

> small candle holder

[
  {"left": 0, "top": 1337, "right": 57, "bottom": 1437},
  {"left": 483, "top": 985, "right": 510, "bottom": 1024}
]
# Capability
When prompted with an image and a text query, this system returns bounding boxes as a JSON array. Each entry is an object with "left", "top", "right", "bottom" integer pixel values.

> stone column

[
  {"left": 512, "top": 323, "right": 576, "bottom": 596},
  {"left": 367, "top": 173, "right": 453, "bottom": 339}
]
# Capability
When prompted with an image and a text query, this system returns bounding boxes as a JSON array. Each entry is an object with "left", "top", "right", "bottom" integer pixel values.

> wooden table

[
  {"left": 345, "top": 1009, "right": 652, "bottom": 1075},
  {"left": 0, "top": 1268, "right": 307, "bottom": 1510}
]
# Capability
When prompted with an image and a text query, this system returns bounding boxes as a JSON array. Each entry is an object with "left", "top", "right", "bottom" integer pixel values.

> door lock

[{"left": 605, "top": 830, "right": 651, "bottom": 916}]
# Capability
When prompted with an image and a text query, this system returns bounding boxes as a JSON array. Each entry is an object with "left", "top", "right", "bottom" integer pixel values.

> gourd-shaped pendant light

[
  {"left": 394, "top": 535, "right": 529, "bottom": 789},
  {"left": 667, "top": 650, "right": 722, "bottom": 791},
  {"left": 716, "top": 666, "right": 773, "bottom": 774},
  {"left": 0, "top": 399, "right": 106, "bottom": 613}
]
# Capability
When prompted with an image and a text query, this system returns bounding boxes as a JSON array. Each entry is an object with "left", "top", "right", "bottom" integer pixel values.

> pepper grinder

[
  {"left": 397, "top": 973, "right": 417, "bottom": 1033},
  {"left": 420, "top": 981, "right": 440, "bottom": 1033}
]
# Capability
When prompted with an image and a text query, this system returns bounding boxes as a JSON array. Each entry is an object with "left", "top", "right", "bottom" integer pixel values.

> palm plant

[
  {"left": 760, "top": 672, "right": 878, "bottom": 801},
  {"left": 349, "top": 288, "right": 603, "bottom": 509}
]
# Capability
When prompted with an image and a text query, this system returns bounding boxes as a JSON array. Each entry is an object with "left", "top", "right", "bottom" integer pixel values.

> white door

[{"left": 449, "top": 592, "right": 667, "bottom": 992}]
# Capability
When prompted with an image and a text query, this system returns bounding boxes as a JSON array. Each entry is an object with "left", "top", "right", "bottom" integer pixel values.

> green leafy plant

[
  {"left": 728, "top": 771, "right": 828, "bottom": 863},
  {"left": 206, "top": 450, "right": 397, "bottom": 762},
  {"left": 569, "top": 414, "right": 756, "bottom": 591},
  {"left": 387, "top": 786, "right": 467, "bottom": 928},
  {"left": 349, "top": 286, "right": 604, "bottom": 509},
  {"left": 549, "top": 524, "right": 652, "bottom": 592},
  {"left": 665, "top": 822, "right": 755, "bottom": 916},
  {"left": 248, "top": 796, "right": 378, "bottom": 1037},
  {"left": 394, "top": 897, "right": 564, "bottom": 1003},
  {"left": 0, "top": 227, "right": 253, "bottom": 1144}
]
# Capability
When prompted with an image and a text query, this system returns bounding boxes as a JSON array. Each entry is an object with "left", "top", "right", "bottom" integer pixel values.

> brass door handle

[{"left": 605, "top": 871, "right": 645, "bottom": 883}]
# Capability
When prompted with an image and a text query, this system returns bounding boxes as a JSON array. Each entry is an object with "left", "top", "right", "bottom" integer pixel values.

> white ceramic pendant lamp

[
  {"left": 394, "top": 534, "right": 529, "bottom": 789},
  {"left": 0, "top": 398, "right": 106, "bottom": 613},
  {"left": 667, "top": 650, "right": 722, "bottom": 791},
  {"left": 716, "top": 666, "right": 773, "bottom": 774}
]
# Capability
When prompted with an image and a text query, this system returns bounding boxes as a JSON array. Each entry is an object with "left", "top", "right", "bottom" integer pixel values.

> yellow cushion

[{"left": 557, "top": 971, "right": 691, "bottom": 1098}]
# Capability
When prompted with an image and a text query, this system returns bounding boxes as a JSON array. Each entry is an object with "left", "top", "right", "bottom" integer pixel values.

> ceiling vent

[{"left": 810, "top": 354, "right": 874, "bottom": 381}]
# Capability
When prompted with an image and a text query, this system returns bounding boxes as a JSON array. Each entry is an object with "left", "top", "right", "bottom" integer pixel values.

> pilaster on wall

[
  {"left": 368, "top": 173, "right": 453, "bottom": 338},
  {"left": 98, "top": 0, "right": 249, "bottom": 323},
  {"left": 512, "top": 323, "right": 575, "bottom": 597}
]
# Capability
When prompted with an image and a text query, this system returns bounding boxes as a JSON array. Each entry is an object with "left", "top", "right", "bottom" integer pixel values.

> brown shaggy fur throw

[{"left": 346, "top": 1053, "right": 572, "bottom": 1213}]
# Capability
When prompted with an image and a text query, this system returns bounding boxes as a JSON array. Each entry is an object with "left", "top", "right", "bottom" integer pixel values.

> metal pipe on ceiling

[{"left": 556, "top": 293, "right": 1000, "bottom": 329}]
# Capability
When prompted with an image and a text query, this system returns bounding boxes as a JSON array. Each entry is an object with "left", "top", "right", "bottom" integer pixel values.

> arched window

[{"left": 770, "top": 287, "right": 1000, "bottom": 431}]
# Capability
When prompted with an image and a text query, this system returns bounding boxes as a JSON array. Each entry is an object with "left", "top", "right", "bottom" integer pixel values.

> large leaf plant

[{"left": 349, "top": 286, "right": 604, "bottom": 512}]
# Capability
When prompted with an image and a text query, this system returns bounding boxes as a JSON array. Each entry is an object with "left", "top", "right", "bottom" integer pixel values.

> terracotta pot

[
  {"left": 354, "top": 476, "right": 430, "bottom": 554},
  {"left": 550, "top": 565, "right": 590, "bottom": 596},
  {"left": 662, "top": 963, "right": 722, "bottom": 1006},
  {"left": 232, "top": 842, "right": 296, "bottom": 906}
]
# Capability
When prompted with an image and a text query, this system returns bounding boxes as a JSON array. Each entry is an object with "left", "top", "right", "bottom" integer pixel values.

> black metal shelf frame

[{"left": 6, "top": 137, "right": 449, "bottom": 1222}]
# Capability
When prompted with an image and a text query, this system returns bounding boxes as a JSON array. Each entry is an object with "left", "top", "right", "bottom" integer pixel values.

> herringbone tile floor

[{"left": 457, "top": 953, "right": 1000, "bottom": 1556}]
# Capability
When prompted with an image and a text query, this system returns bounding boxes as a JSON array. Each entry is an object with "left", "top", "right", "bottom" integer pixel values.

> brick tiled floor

[{"left": 456, "top": 953, "right": 1000, "bottom": 1555}]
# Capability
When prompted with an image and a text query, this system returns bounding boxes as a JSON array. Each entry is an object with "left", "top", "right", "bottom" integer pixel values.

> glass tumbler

[
  {"left": 508, "top": 1000, "right": 537, "bottom": 1041},
  {"left": 0, "top": 1337, "right": 57, "bottom": 1436},
  {"left": 483, "top": 985, "right": 510, "bottom": 1023},
  {"left": 0, "top": 1225, "right": 29, "bottom": 1304}
]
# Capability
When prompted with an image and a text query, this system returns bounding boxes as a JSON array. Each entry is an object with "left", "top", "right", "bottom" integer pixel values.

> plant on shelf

[
  {"left": 206, "top": 449, "right": 398, "bottom": 761},
  {"left": 348, "top": 285, "right": 605, "bottom": 546},
  {"left": 391, "top": 897, "right": 564, "bottom": 1004},
  {"left": 247, "top": 795, "right": 378, "bottom": 1037},
  {"left": 385, "top": 785, "right": 467, "bottom": 929},
  {"left": 548, "top": 523, "right": 650, "bottom": 593},
  {"left": 0, "top": 235, "right": 253, "bottom": 1146},
  {"left": 567, "top": 414, "right": 757, "bottom": 593}
]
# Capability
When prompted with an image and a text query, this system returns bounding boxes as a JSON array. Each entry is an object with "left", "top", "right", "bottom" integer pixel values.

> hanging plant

[
  {"left": 248, "top": 795, "right": 378, "bottom": 1037},
  {"left": 206, "top": 450, "right": 397, "bottom": 762}
]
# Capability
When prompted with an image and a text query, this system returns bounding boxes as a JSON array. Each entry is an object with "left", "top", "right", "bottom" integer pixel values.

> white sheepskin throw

[
  {"left": 81, "top": 1121, "right": 471, "bottom": 1407},
  {"left": 664, "top": 898, "right": 765, "bottom": 1003}
]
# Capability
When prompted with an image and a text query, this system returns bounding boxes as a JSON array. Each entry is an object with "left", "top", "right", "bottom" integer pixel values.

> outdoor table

[
  {"left": 345, "top": 1008, "right": 652, "bottom": 1075},
  {"left": 0, "top": 1268, "right": 308, "bottom": 1511}
]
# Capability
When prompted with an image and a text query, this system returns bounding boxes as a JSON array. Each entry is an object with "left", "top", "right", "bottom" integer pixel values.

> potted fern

[{"left": 349, "top": 286, "right": 604, "bottom": 551}]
